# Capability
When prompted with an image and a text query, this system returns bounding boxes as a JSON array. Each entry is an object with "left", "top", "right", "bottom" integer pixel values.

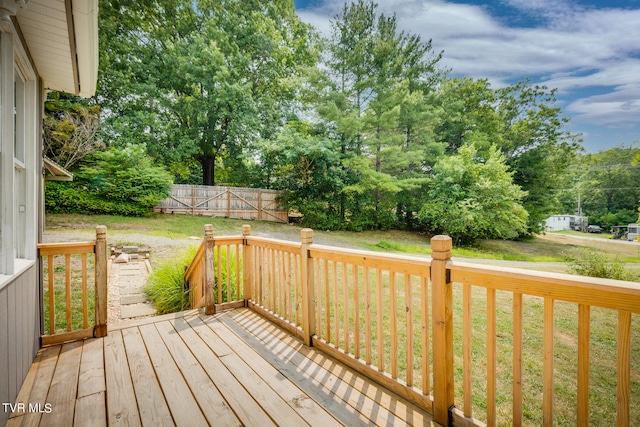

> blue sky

[{"left": 293, "top": 0, "right": 640, "bottom": 152}]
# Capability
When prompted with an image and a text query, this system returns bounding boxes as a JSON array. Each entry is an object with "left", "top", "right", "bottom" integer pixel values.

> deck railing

[
  {"left": 185, "top": 225, "right": 640, "bottom": 426},
  {"left": 37, "top": 226, "right": 108, "bottom": 345}
]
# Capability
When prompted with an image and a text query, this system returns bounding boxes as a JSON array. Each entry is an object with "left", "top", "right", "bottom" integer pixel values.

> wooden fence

[
  {"left": 184, "top": 224, "right": 640, "bottom": 427},
  {"left": 155, "top": 184, "right": 288, "bottom": 223}
]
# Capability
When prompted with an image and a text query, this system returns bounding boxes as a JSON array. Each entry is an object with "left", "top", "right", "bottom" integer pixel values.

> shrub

[
  {"left": 45, "top": 144, "right": 172, "bottom": 216},
  {"left": 145, "top": 246, "right": 198, "bottom": 314},
  {"left": 569, "top": 249, "right": 637, "bottom": 281}
]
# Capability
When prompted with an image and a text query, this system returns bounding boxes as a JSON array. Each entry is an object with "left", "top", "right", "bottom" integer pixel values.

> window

[
  {"left": 0, "top": 28, "right": 37, "bottom": 279},
  {"left": 14, "top": 69, "right": 26, "bottom": 258}
]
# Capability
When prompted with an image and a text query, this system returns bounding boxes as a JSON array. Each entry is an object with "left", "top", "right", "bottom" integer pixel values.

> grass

[
  {"left": 145, "top": 245, "right": 199, "bottom": 314},
  {"left": 42, "top": 254, "right": 95, "bottom": 335},
  {"left": 309, "top": 262, "right": 639, "bottom": 426},
  {"left": 43, "top": 213, "right": 639, "bottom": 424},
  {"left": 46, "top": 213, "right": 640, "bottom": 266}
]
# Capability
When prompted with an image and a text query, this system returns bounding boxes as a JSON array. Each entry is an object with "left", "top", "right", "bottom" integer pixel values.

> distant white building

[{"left": 544, "top": 215, "right": 588, "bottom": 232}]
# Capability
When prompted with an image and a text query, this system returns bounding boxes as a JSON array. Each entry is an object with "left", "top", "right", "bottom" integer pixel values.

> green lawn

[
  {"left": 46, "top": 213, "right": 639, "bottom": 264},
  {"left": 44, "top": 213, "right": 640, "bottom": 425}
]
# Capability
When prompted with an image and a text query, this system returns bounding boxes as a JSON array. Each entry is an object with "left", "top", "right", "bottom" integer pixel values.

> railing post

[
  {"left": 242, "top": 225, "right": 252, "bottom": 305},
  {"left": 94, "top": 225, "right": 108, "bottom": 337},
  {"left": 300, "top": 228, "right": 316, "bottom": 346},
  {"left": 204, "top": 224, "right": 216, "bottom": 315},
  {"left": 431, "top": 235, "right": 454, "bottom": 426}
]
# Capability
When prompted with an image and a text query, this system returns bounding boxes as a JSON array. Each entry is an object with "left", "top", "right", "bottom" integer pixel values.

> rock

[{"left": 114, "top": 253, "right": 129, "bottom": 263}]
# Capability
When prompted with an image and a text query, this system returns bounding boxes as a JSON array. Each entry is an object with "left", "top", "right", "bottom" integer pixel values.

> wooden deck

[{"left": 7, "top": 308, "right": 436, "bottom": 426}]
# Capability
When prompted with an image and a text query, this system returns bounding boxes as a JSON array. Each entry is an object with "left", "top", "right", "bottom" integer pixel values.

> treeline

[{"left": 44, "top": 0, "right": 637, "bottom": 242}]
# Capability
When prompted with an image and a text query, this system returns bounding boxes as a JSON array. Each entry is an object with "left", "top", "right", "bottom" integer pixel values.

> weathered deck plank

[
  {"left": 77, "top": 338, "right": 105, "bottom": 398},
  {"left": 155, "top": 320, "right": 241, "bottom": 427},
  {"left": 39, "top": 341, "right": 82, "bottom": 427},
  {"left": 202, "top": 313, "right": 342, "bottom": 427},
  {"left": 121, "top": 326, "right": 174, "bottom": 426},
  {"left": 224, "top": 309, "right": 434, "bottom": 426},
  {"left": 138, "top": 323, "right": 208, "bottom": 427},
  {"left": 11, "top": 308, "right": 436, "bottom": 426},
  {"left": 104, "top": 331, "right": 142, "bottom": 426}
]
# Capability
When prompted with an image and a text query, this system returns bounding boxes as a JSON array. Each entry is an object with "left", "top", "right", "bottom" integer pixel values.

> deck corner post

[
  {"left": 300, "top": 228, "right": 316, "bottom": 346},
  {"left": 94, "top": 225, "right": 108, "bottom": 337},
  {"left": 242, "top": 225, "right": 252, "bottom": 305},
  {"left": 431, "top": 235, "right": 454, "bottom": 426},
  {"left": 204, "top": 224, "right": 216, "bottom": 315}
]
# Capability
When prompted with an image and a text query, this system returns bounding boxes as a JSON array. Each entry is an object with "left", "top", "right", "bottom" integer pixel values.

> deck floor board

[{"left": 12, "top": 308, "right": 436, "bottom": 426}]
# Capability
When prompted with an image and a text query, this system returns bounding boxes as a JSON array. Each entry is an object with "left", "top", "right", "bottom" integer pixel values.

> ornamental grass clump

[{"left": 145, "top": 245, "right": 198, "bottom": 314}]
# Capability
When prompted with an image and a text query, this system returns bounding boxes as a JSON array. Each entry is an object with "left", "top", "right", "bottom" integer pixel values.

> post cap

[
  {"left": 242, "top": 224, "right": 251, "bottom": 236},
  {"left": 301, "top": 228, "right": 314, "bottom": 244},
  {"left": 430, "top": 235, "right": 452, "bottom": 260},
  {"left": 96, "top": 225, "right": 107, "bottom": 238},
  {"left": 204, "top": 224, "right": 214, "bottom": 237}
]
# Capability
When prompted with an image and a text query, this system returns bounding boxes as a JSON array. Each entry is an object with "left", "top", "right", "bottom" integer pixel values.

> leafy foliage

[
  {"left": 418, "top": 145, "right": 529, "bottom": 244},
  {"left": 98, "top": 0, "right": 318, "bottom": 185},
  {"left": 145, "top": 246, "right": 198, "bottom": 314},
  {"left": 569, "top": 249, "right": 637, "bottom": 281},
  {"left": 91, "top": 0, "right": 586, "bottom": 239},
  {"left": 561, "top": 144, "right": 640, "bottom": 229},
  {"left": 45, "top": 145, "right": 172, "bottom": 216},
  {"left": 44, "top": 92, "right": 104, "bottom": 170}
]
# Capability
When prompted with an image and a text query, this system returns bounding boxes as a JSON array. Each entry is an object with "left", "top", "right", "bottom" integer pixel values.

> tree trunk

[{"left": 202, "top": 154, "right": 216, "bottom": 186}]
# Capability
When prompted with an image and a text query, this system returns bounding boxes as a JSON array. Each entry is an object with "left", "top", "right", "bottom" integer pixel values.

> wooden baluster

[
  {"left": 390, "top": 272, "right": 398, "bottom": 379},
  {"left": 217, "top": 243, "right": 222, "bottom": 305},
  {"left": 421, "top": 275, "right": 430, "bottom": 395},
  {"left": 365, "top": 266, "right": 372, "bottom": 366},
  {"left": 324, "top": 259, "right": 330, "bottom": 343},
  {"left": 618, "top": 310, "right": 631, "bottom": 427},
  {"left": 226, "top": 244, "right": 232, "bottom": 303},
  {"left": 94, "top": 225, "right": 108, "bottom": 337},
  {"left": 513, "top": 293, "right": 523, "bottom": 426},
  {"left": 543, "top": 297, "right": 554, "bottom": 426},
  {"left": 204, "top": 224, "right": 216, "bottom": 315},
  {"left": 300, "top": 228, "right": 315, "bottom": 346},
  {"left": 82, "top": 253, "right": 88, "bottom": 329},
  {"left": 354, "top": 265, "right": 360, "bottom": 360},
  {"left": 376, "top": 268, "right": 384, "bottom": 372},
  {"left": 315, "top": 258, "right": 322, "bottom": 340},
  {"left": 405, "top": 273, "right": 413, "bottom": 387},
  {"left": 334, "top": 261, "right": 340, "bottom": 348},
  {"left": 65, "top": 253, "right": 71, "bottom": 331},
  {"left": 431, "top": 235, "right": 453, "bottom": 426},
  {"left": 242, "top": 225, "right": 252, "bottom": 304},
  {"left": 343, "top": 262, "right": 349, "bottom": 354},
  {"left": 487, "top": 288, "right": 496, "bottom": 426},
  {"left": 48, "top": 255, "right": 55, "bottom": 334},
  {"left": 463, "top": 283, "right": 472, "bottom": 419}
]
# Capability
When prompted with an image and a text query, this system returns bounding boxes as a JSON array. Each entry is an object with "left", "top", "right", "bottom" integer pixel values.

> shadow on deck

[{"left": 8, "top": 308, "right": 437, "bottom": 426}]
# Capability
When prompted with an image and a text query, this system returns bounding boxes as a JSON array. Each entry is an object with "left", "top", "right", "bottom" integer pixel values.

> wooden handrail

[
  {"left": 38, "top": 226, "right": 108, "bottom": 345},
  {"left": 187, "top": 225, "right": 639, "bottom": 426},
  {"left": 448, "top": 259, "right": 640, "bottom": 426},
  {"left": 449, "top": 261, "right": 640, "bottom": 312}
]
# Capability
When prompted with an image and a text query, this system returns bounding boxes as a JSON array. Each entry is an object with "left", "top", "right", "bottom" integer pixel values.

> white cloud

[{"left": 294, "top": 0, "right": 640, "bottom": 148}]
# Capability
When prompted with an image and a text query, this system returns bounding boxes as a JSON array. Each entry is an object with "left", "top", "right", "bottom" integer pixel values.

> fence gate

[{"left": 154, "top": 185, "right": 288, "bottom": 223}]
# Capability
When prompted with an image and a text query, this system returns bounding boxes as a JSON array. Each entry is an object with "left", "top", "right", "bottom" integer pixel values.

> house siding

[{"left": 0, "top": 265, "right": 40, "bottom": 426}]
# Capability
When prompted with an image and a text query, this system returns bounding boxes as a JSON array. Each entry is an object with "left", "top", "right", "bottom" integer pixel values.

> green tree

[
  {"left": 568, "top": 145, "right": 640, "bottom": 229},
  {"left": 314, "top": 0, "right": 444, "bottom": 229},
  {"left": 418, "top": 144, "right": 529, "bottom": 244},
  {"left": 98, "top": 0, "right": 317, "bottom": 185},
  {"left": 44, "top": 92, "right": 103, "bottom": 170},
  {"left": 433, "top": 78, "right": 581, "bottom": 234},
  {"left": 259, "top": 124, "right": 349, "bottom": 229}
]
